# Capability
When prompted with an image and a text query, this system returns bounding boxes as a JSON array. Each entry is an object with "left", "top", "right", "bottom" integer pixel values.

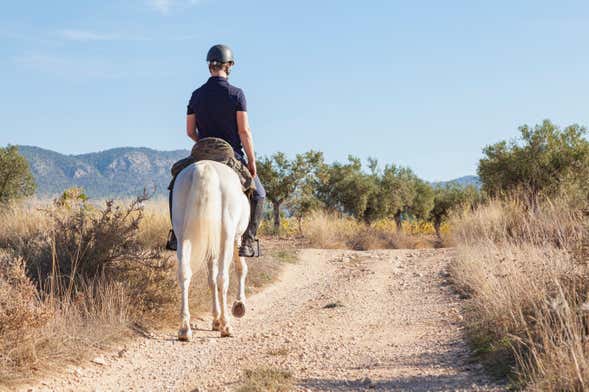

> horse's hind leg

[
  {"left": 218, "top": 236, "right": 235, "bottom": 337},
  {"left": 208, "top": 260, "right": 221, "bottom": 331},
  {"left": 232, "top": 242, "right": 248, "bottom": 318},
  {"left": 177, "top": 240, "right": 193, "bottom": 341}
]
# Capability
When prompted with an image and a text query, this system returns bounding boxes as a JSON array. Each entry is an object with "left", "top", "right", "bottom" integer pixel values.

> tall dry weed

[
  {"left": 136, "top": 198, "right": 170, "bottom": 250},
  {"left": 453, "top": 197, "right": 585, "bottom": 249},
  {"left": 302, "top": 211, "right": 434, "bottom": 250},
  {"left": 0, "top": 249, "right": 130, "bottom": 384},
  {"left": 450, "top": 197, "right": 589, "bottom": 389}
]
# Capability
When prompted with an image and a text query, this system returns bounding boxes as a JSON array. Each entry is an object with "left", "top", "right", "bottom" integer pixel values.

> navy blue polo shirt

[{"left": 187, "top": 76, "right": 247, "bottom": 158}]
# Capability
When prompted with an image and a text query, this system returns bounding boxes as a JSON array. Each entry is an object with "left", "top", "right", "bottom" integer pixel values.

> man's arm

[
  {"left": 236, "top": 111, "right": 256, "bottom": 177},
  {"left": 186, "top": 114, "right": 198, "bottom": 142}
]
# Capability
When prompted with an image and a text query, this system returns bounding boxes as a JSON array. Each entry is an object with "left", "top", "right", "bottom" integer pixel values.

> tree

[
  {"left": 315, "top": 156, "right": 377, "bottom": 221},
  {"left": 408, "top": 179, "right": 435, "bottom": 221},
  {"left": 286, "top": 152, "right": 325, "bottom": 233},
  {"left": 429, "top": 185, "right": 480, "bottom": 238},
  {"left": 257, "top": 151, "right": 323, "bottom": 232},
  {"left": 478, "top": 120, "right": 589, "bottom": 199},
  {"left": 314, "top": 158, "right": 434, "bottom": 226},
  {"left": 383, "top": 166, "right": 419, "bottom": 229},
  {"left": 0, "top": 145, "right": 36, "bottom": 204}
]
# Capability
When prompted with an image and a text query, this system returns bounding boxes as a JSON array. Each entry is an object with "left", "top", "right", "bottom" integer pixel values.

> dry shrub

[
  {"left": 0, "top": 251, "right": 51, "bottom": 343},
  {"left": 302, "top": 211, "right": 435, "bottom": 250},
  {"left": 450, "top": 197, "right": 589, "bottom": 389},
  {"left": 0, "top": 195, "right": 171, "bottom": 384},
  {"left": 0, "top": 249, "right": 130, "bottom": 384},
  {"left": 4, "top": 194, "right": 166, "bottom": 295}
]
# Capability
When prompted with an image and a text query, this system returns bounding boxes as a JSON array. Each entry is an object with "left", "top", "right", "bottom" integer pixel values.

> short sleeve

[
  {"left": 236, "top": 89, "right": 247, "bottom": 112},
  {"left": 187, "top": 90, "right": 197, "bottom": 115}
]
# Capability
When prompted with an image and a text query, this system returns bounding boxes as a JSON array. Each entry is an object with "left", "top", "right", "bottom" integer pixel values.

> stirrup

[
  {"left": 165, "top": 230, "right": 177, "bottom": 251},
  {"left": 239, "top": 238, "right": 261, "bottom": 257}
]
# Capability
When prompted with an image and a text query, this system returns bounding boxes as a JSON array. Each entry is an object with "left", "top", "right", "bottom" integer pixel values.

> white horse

[{"left": 172, "top": 160, "right": 250, "bottom": 340}]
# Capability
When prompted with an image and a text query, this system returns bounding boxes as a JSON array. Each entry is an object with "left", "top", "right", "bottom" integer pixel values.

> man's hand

[{"left": 248, "top": 160, "right": 257, "bottom": 178}]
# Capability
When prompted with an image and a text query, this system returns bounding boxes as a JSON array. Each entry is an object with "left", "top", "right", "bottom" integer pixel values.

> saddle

[{"left": 168, "top": 137, "right": 256, "bottom": 195}]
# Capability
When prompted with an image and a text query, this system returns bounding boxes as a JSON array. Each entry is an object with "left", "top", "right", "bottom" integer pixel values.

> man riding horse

[{"left": 166, "top": 44, "right": 266, "bottom": 257}]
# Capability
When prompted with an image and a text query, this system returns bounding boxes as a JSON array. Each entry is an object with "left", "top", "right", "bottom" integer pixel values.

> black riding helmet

[{"left": 206, "top": 44, "right": 234, "bottom": 64}]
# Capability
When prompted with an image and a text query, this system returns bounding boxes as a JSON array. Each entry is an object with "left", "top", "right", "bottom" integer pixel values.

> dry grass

[
  {"left": 0, "top": 250, "right": 130, "bottom": 384},
  {"left": 136, "top": 198, "right": 170, "bottom": 250},
  {"left": 301, "top": 210, "right": 438, "bottom": 250},
  {"left": 450, "top": 197, "right": 589, "bottom": 389},
  {"left": 267, "top": 346, "right": 290, "bottom": 356},
  {"left": 0, "top": 196, "right": 290, "bottom": 388},
  {"left": 237, "top": 367, "right": 294, "bottom": 392}
]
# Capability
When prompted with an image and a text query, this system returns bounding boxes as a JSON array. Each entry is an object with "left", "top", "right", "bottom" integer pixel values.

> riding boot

[
  {"left": 239, "top": 196, "right": 264, "bottom": 257},
  {"left": 165, "top": 183, "right": 178, "bottom": 251}
]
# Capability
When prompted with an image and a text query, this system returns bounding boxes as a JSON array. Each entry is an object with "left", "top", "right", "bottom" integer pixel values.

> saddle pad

[{"left": 169, "top": 138, "right": 255, "bottom": 194}]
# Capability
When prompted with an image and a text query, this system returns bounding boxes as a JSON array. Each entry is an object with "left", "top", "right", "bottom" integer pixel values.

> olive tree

[
  {"left": 286, "top": 152, "right": 324, "bottom": 233},
  {"left": 478, "top": 120, "right": 589, "bottom": 200},
  {"left": 0, "top": 145, "right": 36, "bottom": 204},
  {"left": 408, "top": 179, "right": 435, "bottom": 221},
  {"left": 315, "top": 158, "right": 433, "bottom": 227},
  {"left": 429, "top": 185, "right": 480, "bottom": 238},
  {"left": 315, "top": 156, "right": 377, "bottom": 221},
  {"left": 257, "top": 150, "right": 323, "bottom": 232}
]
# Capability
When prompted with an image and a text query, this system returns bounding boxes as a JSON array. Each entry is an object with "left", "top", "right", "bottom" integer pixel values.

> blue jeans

[{"left": 236, "top": 155, "right": 266, "bottom": 201}]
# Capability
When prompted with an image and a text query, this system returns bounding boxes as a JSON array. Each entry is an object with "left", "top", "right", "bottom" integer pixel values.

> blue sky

[{"left": 1, "top": 0, "right": 588, "bottom": 181}]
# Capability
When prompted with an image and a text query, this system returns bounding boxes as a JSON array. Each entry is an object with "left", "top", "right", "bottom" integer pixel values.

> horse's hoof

[
  {"left": 178, "top": 327, "right": 192, "bottom": 342},
  {"left": 232, "top": 301, "right": 246, "bottom": 318},
  {"left": 220, "top": 326, "right": 233, "bottom": 338},
  {"left": 212, "top": 320, "right": 221, "bottom": 331}
]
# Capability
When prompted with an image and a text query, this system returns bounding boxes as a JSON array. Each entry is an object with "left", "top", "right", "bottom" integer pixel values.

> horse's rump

[{"left": 180, "top": 162, "right": 222, "bottom": 267}]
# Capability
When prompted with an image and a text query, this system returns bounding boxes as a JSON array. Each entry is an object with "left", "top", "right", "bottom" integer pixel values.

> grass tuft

[
  {"left": 237, "top": 367, "right": 293, "bottom": 392},
  {"left": 267, "top": 347, "right": 290, "bottom": 356}
]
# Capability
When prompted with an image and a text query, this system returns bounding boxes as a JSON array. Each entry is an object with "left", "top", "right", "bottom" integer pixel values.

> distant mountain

[
  {"left": 18, "top": 145, "right": 189, "bottom": 198},
  {"left": 431, "top": 175, "right": 481, "bottom": 189},
  {"left": 16, "top": 145, "right": 482, "bottom": 198}
]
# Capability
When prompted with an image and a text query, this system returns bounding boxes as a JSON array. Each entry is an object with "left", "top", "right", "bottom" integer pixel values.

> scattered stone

[{"left": 91, "top": 356, "right": 106, "bottom": 366}]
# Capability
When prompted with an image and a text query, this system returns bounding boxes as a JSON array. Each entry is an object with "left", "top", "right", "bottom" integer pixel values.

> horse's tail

[{"left": 182, "top": 162, "right": 221, "bottom": 268}]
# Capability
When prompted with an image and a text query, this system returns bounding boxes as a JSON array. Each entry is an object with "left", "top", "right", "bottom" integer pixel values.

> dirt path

[{"left": 24, "top": 249, "right": 504, "bottom": 392}]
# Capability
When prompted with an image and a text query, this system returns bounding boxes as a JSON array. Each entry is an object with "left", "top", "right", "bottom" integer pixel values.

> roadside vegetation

[
  {"left": 0, "top": 186, "right": 286, "bottom": 386},
  {"left": 450, "top": 120, "right": 589, "bottom": 390}
]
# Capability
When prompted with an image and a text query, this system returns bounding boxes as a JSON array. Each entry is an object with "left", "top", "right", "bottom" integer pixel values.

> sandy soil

[{"left": 22, "top": 248, "right": 505, "bottom": 392}]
